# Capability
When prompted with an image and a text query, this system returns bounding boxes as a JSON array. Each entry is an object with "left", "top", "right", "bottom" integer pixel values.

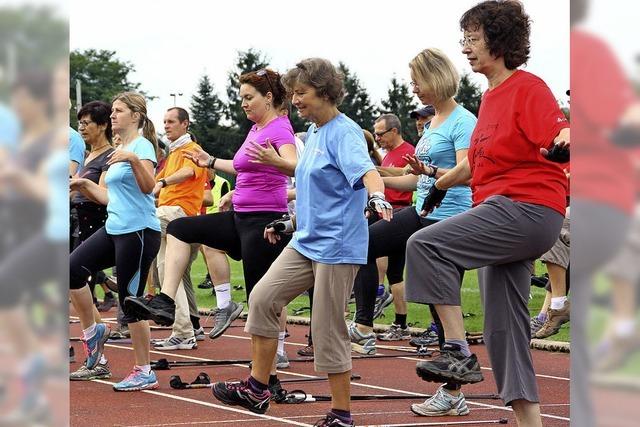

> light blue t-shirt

[
  {"left": 105, "top": 136, "right": 161, "bottom": 235},
  {"left": 0, "top": 104, "right": 20, "bottom": 151},
  {"left": 69, "top": 127, "right": 85, "bottom": 174},
  {"left": 46, "top": 149, "right": 70, "bottom": 242},
  {"left": 415, "top": 105, "right": 476, "bottom": 220},
  {"left": 291, "top": 114, "right": 375, "bottom": 265}
]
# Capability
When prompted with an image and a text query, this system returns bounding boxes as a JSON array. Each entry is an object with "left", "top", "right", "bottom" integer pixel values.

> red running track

[{"left": 70, "top": 311, "right": 569, "bottom": 427}]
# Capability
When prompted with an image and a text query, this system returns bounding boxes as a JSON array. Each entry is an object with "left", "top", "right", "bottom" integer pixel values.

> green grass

[{"left": 186, "top": 254, "right": 569, "bottom": 342}]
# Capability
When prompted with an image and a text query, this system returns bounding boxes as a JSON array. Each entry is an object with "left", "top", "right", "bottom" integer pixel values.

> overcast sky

[{"left": 69, "top": 0, "right": 570, "bottom": 129}]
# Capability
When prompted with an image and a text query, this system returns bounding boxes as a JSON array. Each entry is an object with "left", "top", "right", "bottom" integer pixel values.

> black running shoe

[
  {"left": 197, "top": 274, "right": 213, "bottom": 289},
  {"left": 211, "top": 379, "right": 271, "bottom": 414},
  {"left": 415, "top": 343, "right": 484, "bottom": 384},
  {"left": 314, "top": 413, "right": 355, "bottom": 426},
  {"left": 124, "top": 294, "right": 175, "bottom": 326}
]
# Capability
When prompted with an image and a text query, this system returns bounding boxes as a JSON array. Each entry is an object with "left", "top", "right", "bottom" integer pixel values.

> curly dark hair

[{"left": 460, "top": 0, "right": 531, "bottom": 70}]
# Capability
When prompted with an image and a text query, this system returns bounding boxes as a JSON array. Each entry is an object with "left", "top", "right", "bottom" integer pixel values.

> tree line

[{"left": 70, "top": 48, "right": 483, "bottom": 158}]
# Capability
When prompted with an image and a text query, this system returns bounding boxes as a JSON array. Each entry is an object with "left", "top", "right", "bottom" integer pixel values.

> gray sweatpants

[{"left": 405, "top": 195, "right": 564, "bottom": 405}]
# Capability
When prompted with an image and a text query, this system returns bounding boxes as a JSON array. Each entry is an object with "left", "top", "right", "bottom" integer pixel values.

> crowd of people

[{"left": 68, "top": 1, "right": 571, "bottom": 426}]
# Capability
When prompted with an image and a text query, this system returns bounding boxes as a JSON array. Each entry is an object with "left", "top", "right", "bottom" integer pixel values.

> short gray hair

[
  {"left": 375, "top": 113, "right": 402, "bottom": 133},
  {"left": 281, "top": 58, "right": 345, "bottom": 106}
]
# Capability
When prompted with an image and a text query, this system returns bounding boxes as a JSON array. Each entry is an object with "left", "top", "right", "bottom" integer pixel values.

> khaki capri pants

[{"left": 245, "top": 246, "right": 359, "bottom": 373}]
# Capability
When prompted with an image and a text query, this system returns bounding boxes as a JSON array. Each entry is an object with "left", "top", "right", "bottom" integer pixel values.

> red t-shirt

[
  {"left": 468, "top": 70, "right": 569, "bottom": 215},
  {"left": 570, "top": 29, "right": 636, "bottom": 214},
  {"left": 382, "top": 141, "right": 415, "bottom": 207}
]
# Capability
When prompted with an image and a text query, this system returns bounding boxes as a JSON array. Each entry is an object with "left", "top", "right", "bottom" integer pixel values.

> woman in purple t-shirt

[{"left": 125, "top": 69, "right": 297, "bottom": 339}]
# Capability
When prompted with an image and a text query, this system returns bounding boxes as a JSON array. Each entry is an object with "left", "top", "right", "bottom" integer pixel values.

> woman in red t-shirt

[{"left": 404, "top": 2, "right": 568, "bottom": 425}]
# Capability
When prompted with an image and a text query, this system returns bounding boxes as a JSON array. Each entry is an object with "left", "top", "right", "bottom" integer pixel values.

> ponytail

[{"left": 141, "top": 116, "right": 158, "bottom": 151}]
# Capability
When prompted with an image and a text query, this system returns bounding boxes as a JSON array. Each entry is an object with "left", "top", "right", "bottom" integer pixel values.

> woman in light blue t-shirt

[{"left": 70, "top": 92, "right": 161, "bottom": 392}]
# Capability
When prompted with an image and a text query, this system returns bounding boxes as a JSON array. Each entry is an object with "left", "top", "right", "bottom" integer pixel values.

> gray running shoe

[
  {"left": 373, "top": 289, "right": 394, "bottom": 320},
  {"left": 276, "top": 352, "right": 290, "bottom": 369},
  {"left": 209, "top": 301, "right": 244, "bottom": 339},
  {"left": 70, "top": 362, "right": 112, "bottom": 381},
  {"left": 348, "top": 322, "right": 376, "bottom": 355},
  {"left": 377, "top": 323, "right": 411, "bottom": 341},
  {"left": 410, "top": 385, "right": 470, "bottom": 416},
  {"left": 153, "top": 335, "right": 197, "bottom": 350},
  {"left": 194, "top": 327, "right": 206, "bottom": 341},
  {"left": 530, "top": 315, "right": 546, "bottom": 337}
]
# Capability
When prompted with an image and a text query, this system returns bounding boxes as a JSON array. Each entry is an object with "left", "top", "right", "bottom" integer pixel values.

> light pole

[{"left": 170, "top": 92, "right": 183, "bottom": 106}]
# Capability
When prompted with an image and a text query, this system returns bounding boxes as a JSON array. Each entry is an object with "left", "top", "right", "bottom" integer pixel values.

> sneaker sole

[
  {"left": 70, "top": 372, "right": 112, "bottom": 381},
  {"left": 124, "top": 298, "right": 174, "bottom": 327},
  {"left": 153, "top": 343, "right": 197, "bottom": 350},
  {"left": 276, "top": 362, "right": 290, "bottom": 369},
  {"left": 378, "top": 334, "right": 411, "bottom": 341},
  {"left": 351, "top": 342, "right": 376, "bottom": 355},
  {"left": 209, "top": 303, "right": 244, "bottom": 339},
  {"left": 211, "top": 385, "right": 268, "bottom": 414},
  {"left": 410, "top": 404, "right": 470, "bottom": 417},
  {"left": 416, "top": 365, "right": 484, "bottom": 385},
  {"left": 113, "top": 381, "right": 159, "bottom": 392}
]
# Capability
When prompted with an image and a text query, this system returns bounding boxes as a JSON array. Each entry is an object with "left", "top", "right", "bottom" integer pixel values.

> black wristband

[
  {"left": 427, "top": 164, "right": 438, "bottom": 178},
  {"left": 159, "top": 178, "right": 168, "bottom": 188},
  {"left": 208, "top": 157, "right": 217, "bottom": 169}
]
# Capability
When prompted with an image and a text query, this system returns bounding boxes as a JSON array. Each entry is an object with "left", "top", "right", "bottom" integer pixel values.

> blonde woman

[{"left": 70, "top": 92, "right": 161, "bottom": 391}]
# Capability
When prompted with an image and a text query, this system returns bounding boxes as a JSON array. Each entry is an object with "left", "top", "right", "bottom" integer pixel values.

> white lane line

[{"left": 92, "top": 379, "right": 312, "bottom": 427}]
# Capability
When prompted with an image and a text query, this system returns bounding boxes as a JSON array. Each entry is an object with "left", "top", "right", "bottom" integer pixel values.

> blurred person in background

[
  {"left": 70, "top": 92, "right": 161, "bottom": 392},
  {"left": 410, "top": 105, "right": 435, "bottom": 140},
  {"left": 0, "top": 69, "right": 67, "bottom": 423},
  {"left": 571, "top": 0, "right": 640, "bottom": 425}
]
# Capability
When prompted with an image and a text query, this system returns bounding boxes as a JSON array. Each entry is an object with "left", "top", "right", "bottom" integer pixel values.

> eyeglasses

[
  {"left": 257, "top": 69, "right": 276, "bottom": 96},
  {"left": 78, "top": 120, "right": 94, "bottom": 128},
  {"left": 374, "top": 128, "right": 394, "bottom": 138},
  {"left": 459, "top": 36, "right": 482, "bottom": 48}
]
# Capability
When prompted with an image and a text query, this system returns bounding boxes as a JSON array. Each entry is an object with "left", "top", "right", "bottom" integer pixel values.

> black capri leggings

[
  {"left": 167, "top": 210, "right": 291, "bottom": 300},
  {"left": 72, "top": 202, "right": 109, "bottom": 292},
  {"left": 70, "top": 227, "right": 160, "bottom": 324},
  {"left": 354, "top": 207, "right": 439, "bottom": 327}
]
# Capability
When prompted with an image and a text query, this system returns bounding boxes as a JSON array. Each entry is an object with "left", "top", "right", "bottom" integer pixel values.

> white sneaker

[
  {"left": 410, "top": 385, "right": 470, "bottom": 416},
  {"left": 153, "top": 335, "right": 197, "bottom": 350}
]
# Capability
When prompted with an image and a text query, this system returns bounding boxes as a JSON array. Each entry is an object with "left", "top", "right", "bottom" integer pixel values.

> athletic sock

[
  {"left": 269, "top": 374, "right": 279, "bottom": 385},
  {"left": 550, "top": 296, "right": 568, "bottom": 310},
  {"left": 446, "top": 339, "right": 471, "bottom": 357},
  {"left": 191, "top": 315, "right": 201, "bottom": 330},
  {"left": 99, "top": 354, "right": 108, "bottom": 365},
  {"left": 537, "top": 312, "right": 548, "bottom": 322},
  {"left": 248, "top": 375, "right": 268, "bottom": 393},
  {"left": 83, "top": 323, "right": 97, "bottom": 341},
  {"left": 395, "top": 314, "right": 407, "bottom": 329},
  {"left": 214, "top": 283, "right": 231, "bottom": 310},
  {"left": 136, "top": 364, "right": 151, "bottom": 374},
  {"left": 330, "top": 409, "right": 352, "bottom": 423},
  {"left": 104, "top": 291, "right": 114, "bottom": 299},
  {"left": 277, "top": 331, "right": 286, "bottom": 356},
  {"left": 377, "top": 284, "right": 385, "bottom": 297}
]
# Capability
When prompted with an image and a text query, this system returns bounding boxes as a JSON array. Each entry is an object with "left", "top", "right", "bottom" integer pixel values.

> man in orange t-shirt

[{"left": 152, "top": 107, "right": 207, "bottom": 350}]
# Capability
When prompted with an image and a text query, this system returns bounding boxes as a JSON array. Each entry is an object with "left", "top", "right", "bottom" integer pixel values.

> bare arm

[
  {"left": 435, "top": 157, "right": 472, "bottom": 190},
  {"left": 376, "top": 165, "right": 409, "bottom": 177},
  {"left": 183, "top": 145, "right": 237, "bottom": 176},
  {"left": 382, "top": 174, "right": 419, "bottom": 191},
  {"left": 107, "top": 150, "right": 156, "bottom": 194},
  {"left": 70, "top": 174, "right": 109, "bottom": 205},
  {"left": 153, "top": 166, "right": 196, "bottom": 196}
]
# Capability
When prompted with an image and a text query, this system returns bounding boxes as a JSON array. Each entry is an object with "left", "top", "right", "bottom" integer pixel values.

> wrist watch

[
  {"left": 428, "top": 164, "right": 438, "bottom": 178},
  {"left": 159, "top": 179, "right": 168, "bottom": 188}
]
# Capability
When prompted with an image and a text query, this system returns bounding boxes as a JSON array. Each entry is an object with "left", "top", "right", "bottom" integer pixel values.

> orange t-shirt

[{"left": 156, "top": 141, "right": 207, "bottom": 216}]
